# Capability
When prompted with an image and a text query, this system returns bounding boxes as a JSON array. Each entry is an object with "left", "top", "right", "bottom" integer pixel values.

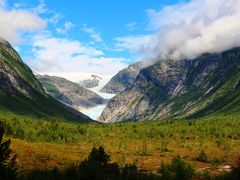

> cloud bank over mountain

[
  {"left": 117, "top": 0, "right": 240, "bottom": 61},
  {"left": 0, "top": 0, "right": 45, "bottom": 45}
]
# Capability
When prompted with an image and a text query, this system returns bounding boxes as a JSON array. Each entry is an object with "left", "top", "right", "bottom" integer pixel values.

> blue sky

[
  {"left": 36, "top": 0, "right": 179, "bottom": 57},
  {"left": 17, "top": 0, "right": 180, "bottom": 59},
  {"left": 1, "top": 0, "right": 239, "bottom": 82},
  {"left": 0, "top": 0, "right": 182, "bottom": 81}
]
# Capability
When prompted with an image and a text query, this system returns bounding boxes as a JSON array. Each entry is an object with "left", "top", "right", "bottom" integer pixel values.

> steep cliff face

[
  {"left": 0, "top": 38, "right": 44, "bottom": 96},
  {"left": 100, "top": 62, "right": 142, "bottom": 94},
  {"left": 37, "top": 75, "right": 106, "bottom": 111},
  {"left": 100, "top": 48, "right": 240, "bottom": 123},
  {"left": 0, "top": 38, "right": 92, "bottom": 123}
]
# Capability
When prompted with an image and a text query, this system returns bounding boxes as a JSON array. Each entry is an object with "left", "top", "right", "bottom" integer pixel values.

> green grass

[
  {"left": 0, "top": 113, "right": 240, "bottom": 175},
  {"left": 0, "top": 89, "right": 91, "bottom": 123},
  {"left": 1, "top": 113, "right": 240, "bottom": 144}
]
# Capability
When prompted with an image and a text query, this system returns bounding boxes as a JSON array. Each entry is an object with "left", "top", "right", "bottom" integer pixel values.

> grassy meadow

[{"left": 1, "top": 111, "right": 240, "bottom": 178}]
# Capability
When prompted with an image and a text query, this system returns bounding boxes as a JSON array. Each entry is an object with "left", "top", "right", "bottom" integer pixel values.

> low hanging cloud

[
  {"left": 0, "top": 2, "right": 46, "bottom": 45},
  {"left": 117, "top": 0, "right": 240, "bottom": 61},
  {"left": 29, "top": 35, "right": 127, "bottom": 81}
]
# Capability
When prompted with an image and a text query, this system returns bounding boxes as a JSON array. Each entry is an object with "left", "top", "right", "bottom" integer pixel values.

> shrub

[
  {"left": 160, "top": 155, "right": 195, "bottom": 180},
  {"left": 197, "top": 150, "right": 208, "bottom": 163},
  {"left": 210, "top": 157, "right": 225, "bottom": 164}
]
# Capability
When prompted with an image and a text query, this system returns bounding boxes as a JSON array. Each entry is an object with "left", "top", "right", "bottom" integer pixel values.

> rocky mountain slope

[
  {"left": 100, "top": 62, "right": 142, "bottom": 94},
  {"left": 79, "top": 74, "right": 102, "bottom": 88},
  {"left": 37, "top": 75, "right": 106, "bottom": 111},
  {"left": 100, "top": 48, "right": 240, "bottom": 123},
  {"left": 0, "top": 38, "right": 92, "bottom": 123}
]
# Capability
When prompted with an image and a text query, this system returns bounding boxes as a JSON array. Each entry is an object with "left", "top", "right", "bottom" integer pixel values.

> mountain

[
  {"left": 100, "top": 48, "right": 240, "bottom": 123},
  {"left": 100, "top": 62, "right": 142, "bottom": 94},
  {"left": 0, "top": 38, "right": 92, "bottom": 123},
  {"left": 37, "top": 74, "right": 106, "bottom": 111},
  {"left": 79, "top": 74, "right": 102, "bottom": 89}
]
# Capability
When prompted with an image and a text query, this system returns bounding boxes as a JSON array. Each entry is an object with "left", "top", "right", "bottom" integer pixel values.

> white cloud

[
  {"left": 31, "top": 0, "right": 48, "bottom": 14},
  {"left": 82, "top": 26, "right": 102, "bottom": 42},
  {"left": 0, "top": 1, "right": 46, "bottom": 45},
  {"left": 56, "top": 21, "right": 75, "bottom": 34},
  {"left": 48, "top": 13, "right": 62, "bottom": 24},
  {"left": 126, "top": 22, "right": 138, "bottom": 31},
  {"left": 116, "top": 34, "right": 159, "bottom": 59},
  {"left": 117, "top": 0, "right": 240, "bottom": 61},
  {"left": 29, "top": 35, "right": 127, "bottom": 79},
  {"left": 0, "top": 1, "right": 127, "bottom": 80}
]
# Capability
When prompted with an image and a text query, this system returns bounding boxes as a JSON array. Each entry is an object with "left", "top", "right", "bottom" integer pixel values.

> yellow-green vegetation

[{"left": 1, "top": 114, "right": 240, "bottom": 177}]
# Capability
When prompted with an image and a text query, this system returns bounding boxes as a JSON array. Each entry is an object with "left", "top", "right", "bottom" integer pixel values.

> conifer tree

[{"left": 0, "top": 122, "right": 17, "bottom": 180}]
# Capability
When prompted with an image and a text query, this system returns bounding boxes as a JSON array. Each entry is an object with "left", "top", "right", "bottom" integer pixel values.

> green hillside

[{"left": 0, "top": 39, "right": 92, "bottom": 123}]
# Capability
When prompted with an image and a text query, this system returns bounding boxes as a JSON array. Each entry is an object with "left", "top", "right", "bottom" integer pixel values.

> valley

[
  {"left": 1, "top": 114, "right": 240, "bottom": 177},
  {"left": 1, "top": 0, "right": 240, "bottom": 179},
  {"left": 1, "top": 37, "right": 240, "bottom": 179}
]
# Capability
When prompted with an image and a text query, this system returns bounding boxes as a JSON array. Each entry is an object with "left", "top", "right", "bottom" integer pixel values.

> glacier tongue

[{"left": 81, "top": 77, "right": 116, "bottom": 120}]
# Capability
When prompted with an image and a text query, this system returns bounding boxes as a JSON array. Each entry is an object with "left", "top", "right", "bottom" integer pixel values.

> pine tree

[{"left": 0, "top": 122, "right": 17, "bottom": 180}]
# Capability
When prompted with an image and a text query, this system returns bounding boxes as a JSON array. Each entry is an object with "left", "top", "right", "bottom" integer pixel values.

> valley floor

[
  {"left": 1, "top": 114, "right": 239, "bottom": 176},
  {"left": 11, "top": 135, "right": 240, "bottom": 175}
]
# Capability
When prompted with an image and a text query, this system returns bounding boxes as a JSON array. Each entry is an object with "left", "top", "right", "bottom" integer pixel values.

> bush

[
  {"left": 197, "top": 150, "right": 208, "bottom": 163},
  {"left": 160, "top": 155, "right": 195, "bottom": 180}
]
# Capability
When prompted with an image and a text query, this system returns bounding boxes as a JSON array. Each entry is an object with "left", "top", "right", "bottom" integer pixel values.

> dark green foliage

[
  {"left": 197, "top": 150, "right": 208, "bottom": 163},
  {"left": 77, "top": 146, "right": 120, "bottom": 180},
  {"left": 1, "top": 114, "right": 240, "bottom": 144},
  {"left": 0, "top": 122, "right": 17, "bottom": 180},
  {"left": 88, "top": 146, "right": 110, "bottom": 164},
  {"left": 160, "top": 155, "right": 195, "bottom": 180},
  {"left": 121, "top": 164, "right": 138, "bottom": 180}
]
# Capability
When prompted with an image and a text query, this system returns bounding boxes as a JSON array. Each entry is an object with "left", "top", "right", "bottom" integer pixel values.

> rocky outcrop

[
  {"left": 100, "top": 62, "right": 142, "bottom": 94},
  {"left": 37, "top": 75, "right": 106, "bottom": 111},
  {"left": 100, "top": 48, "right": 240, "bottom": 123},
  {"left": 79, "top": 75, "right": 102, "bottom": 88}
]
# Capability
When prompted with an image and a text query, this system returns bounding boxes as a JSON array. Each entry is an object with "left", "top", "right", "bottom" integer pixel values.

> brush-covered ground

[{"left": 1, "top": 110, "right": 240, "bottom": 178}]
